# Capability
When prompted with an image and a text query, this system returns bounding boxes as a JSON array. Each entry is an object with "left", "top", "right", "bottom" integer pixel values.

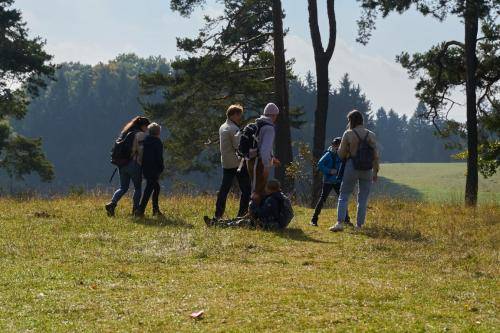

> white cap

[{"left": 263, "top": 103, "right": 280, "bottom": 116}]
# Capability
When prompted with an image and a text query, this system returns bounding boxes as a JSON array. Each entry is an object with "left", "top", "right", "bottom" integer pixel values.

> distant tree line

[{"left": 7, "top": 55, "right": 456, "bottom": 190}]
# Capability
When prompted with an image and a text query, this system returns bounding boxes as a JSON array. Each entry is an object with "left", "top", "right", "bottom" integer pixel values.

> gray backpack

[{"left": 352, "top": 130, "right": 375, "bottom": 171}]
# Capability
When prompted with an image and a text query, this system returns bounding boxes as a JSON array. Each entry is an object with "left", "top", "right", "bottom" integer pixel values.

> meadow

[{"left": 0, "top": 163, "right": 499, "bottom": 332}]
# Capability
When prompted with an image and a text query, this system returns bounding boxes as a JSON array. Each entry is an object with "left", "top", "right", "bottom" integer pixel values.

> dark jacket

[
  {"left": 142, "top": 135, "right": 164, "bottom": 179},
  {"left": 250, "top": 191, "right": 283, "bottom": 229}
]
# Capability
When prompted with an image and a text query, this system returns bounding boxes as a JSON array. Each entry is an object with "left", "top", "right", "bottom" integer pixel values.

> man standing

[
  {"left": 214, "top": 105, "right": 251, "bottom": 219},
  {"left": 247, "top": 103, "right": 280, "bottom": 204}
]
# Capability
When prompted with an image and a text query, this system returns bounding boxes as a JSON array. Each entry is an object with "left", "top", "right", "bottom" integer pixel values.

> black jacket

[
  {"left": 142, "top": 135, "right": 164, "bottom": 179},
  {"left": 250, "top": 191, "right": 283, "bottom": 228}
]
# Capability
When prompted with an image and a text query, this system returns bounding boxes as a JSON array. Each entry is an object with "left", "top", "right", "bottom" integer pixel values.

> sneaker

[
  {"left": 329, "top": 222, "right": 344, "bottom": 232},
  {"left": 105, "top": 203, "right": 116, "bottom": 217},
  {"left": 203, "top": 215, "right": 215, "bottom": 227}
]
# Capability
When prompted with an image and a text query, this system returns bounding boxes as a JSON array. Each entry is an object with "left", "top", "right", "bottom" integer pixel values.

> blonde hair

[
  {"left": 226, "top": 104, "right": 244, "bottom": 118},
  {"left": 148, "top": 122, "right": 161, "bottom": 136}
]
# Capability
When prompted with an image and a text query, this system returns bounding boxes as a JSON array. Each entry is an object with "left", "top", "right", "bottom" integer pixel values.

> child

[
  {"left": 204, "top": 179, "right": 293, "bottom": 230},
  {"left": 137, "top": 123, "right": 164, "bottom": 216},
  {"left": 310, "top": 137, "right": 350, "bottom": 226}
]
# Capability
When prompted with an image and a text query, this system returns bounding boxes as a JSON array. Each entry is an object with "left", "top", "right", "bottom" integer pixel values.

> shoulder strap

[
  {"left": 352, "top": 129, "right": 362, "bottom": 142},
  {"left": 363, "top": 131, "right": 370, "bottom": 143}
]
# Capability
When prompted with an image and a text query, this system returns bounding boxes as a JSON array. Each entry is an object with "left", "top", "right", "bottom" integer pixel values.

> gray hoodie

[{"left": 257, "top": 116, "right": 275, "bottom": 168}]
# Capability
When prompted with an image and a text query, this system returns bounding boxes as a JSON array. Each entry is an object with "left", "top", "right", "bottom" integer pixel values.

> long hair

[
  {"left": 121, "top": 116, "right": 151, "bottom": 134},
  {"left": 347, "top": 110, "right": 364, "bottom": 130}
]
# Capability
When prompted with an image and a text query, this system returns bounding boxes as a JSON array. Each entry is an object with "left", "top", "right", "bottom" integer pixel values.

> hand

[
  {"left": 272, "top": 157, "right": 281, "bottom": 167},
  {"left": 373, "top": 174, "right": 378, "bottom": 183},
  {"left": 329, "top": 169, "right": 337, "bottom": 176}
]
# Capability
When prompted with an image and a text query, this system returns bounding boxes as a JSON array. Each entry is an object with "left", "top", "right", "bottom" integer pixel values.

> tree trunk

[
  {"left": 272, "top": 0, "right": 294, "bottom": 192},
  {"left": 464, "top": 0, "right": 479, "bottom": 206},
  {"left": 307, "top": 0, "right": 336, "bottom": 207},
  {"left": 311, "top": 58, "right": 330, "bottom": 207}
]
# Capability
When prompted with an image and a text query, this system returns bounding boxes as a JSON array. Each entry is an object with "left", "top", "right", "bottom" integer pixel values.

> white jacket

[{"left": 219, "top": 119, "right": 242, "bottom": 169}]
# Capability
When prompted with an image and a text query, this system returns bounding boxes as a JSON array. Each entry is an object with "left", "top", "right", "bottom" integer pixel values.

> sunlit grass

[{"left": 0, "top": 195, "right": 498, "bottom": 332}]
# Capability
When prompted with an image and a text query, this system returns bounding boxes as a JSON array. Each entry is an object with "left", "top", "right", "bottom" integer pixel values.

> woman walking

[
  {"left": 106, "top": 116, "right": 150, "bottom": 217},
  {"left": 330, "top": 110, "right": 379, "bottom": 232}
]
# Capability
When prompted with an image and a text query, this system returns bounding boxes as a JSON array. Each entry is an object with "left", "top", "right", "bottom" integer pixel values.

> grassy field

[
  {"left": 376, "top": 163, "right": 500, "bottom": 203},
  {"left": 0, "top": 195, "right": 498, "bottom": 332}
]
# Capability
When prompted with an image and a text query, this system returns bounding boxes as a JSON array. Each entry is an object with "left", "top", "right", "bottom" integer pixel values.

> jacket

[
  {"left": 219, "top": 119, "right": 242, "bottom": 169},
  {"left": 250, "top": 191, "right": 283, "bottom": 229},
  {"left": 142, "top": 135, "right": 164, "bottom": 179},
  {"left": 338, "top": 125, "right": 380, "bottom": 173},
  {"left": 256, "top": 116, "right": 275, "bottom": 168},
  {"left": 317, "top": 148, "right": 343, "bottom": 184}
]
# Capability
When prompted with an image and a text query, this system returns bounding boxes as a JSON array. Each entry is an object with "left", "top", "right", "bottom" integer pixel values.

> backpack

[
  {"left": 352, "top": 129, "right": 375, "bottom": 171},
  {"left": 110, "top": 130, "right": 137, "bottom": 167},
  {"left": 237, "top": 120, "right": 270, "bottom": 159},
  {"left": 278, "top": 193, "right": 294, "bottom": 228}
]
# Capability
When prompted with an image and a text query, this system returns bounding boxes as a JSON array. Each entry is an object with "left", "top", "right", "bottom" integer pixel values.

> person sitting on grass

[
  {"left": 204, "top": 179, "right": 294, "bottom": 230},
  {"left": 137, "top": 122, "right": 164, "bottom": 217},
  {"left": 310, "top": 137, "right": 351, "bottom": 227}
]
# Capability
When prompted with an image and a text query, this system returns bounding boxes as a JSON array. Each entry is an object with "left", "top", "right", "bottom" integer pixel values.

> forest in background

[{"left": 5, "top": 54, "right": 455, "bottom": 191}]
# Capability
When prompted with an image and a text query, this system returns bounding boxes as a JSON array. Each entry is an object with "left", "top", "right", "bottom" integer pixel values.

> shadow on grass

[
  {"left": 272, "top": 227, "right": 331, "bottom": 244},
  {"left": 360, "top": 224, "right": 428, "bottom": 243},
  {"left": 371, "top": 176, "right": 423, "bottom": 201},
  {"left": 131, "top": 215, "right": 194, "bottom": 229}
]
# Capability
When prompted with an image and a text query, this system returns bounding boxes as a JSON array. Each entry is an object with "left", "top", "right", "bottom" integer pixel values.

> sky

[{"left": 14, "top": 0, "right": 466, "bottom": 120}]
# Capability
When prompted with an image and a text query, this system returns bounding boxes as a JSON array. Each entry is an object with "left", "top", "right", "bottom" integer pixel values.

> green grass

[
  {"left": 377, "top": 163, "right": 500, "bottom": 203},
  {"left": 0, "top": 195, "right": 498, "bottom": 332}
]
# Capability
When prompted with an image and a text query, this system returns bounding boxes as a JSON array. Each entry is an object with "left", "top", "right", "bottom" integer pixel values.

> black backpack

[
  {"left": 278, "top": 193, "right": 294, "bottom": 228},
  {"left": 352, "top": 129, "right": 375, "bottom": 171},
  {"left": 110, "top": 131, "right": 137, "bottom": 167},
  {"left": 237, "top": 120, "right": 270, "bottom": 159}
]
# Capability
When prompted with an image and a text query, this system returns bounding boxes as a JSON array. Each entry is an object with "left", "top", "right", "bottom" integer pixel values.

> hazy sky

[{"left": 15, "top": 0, "right": 465, "bottom": 120}]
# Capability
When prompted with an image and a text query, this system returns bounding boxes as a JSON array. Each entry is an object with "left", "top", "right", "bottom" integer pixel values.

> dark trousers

[
  {"left": 312, "top": 183, "right": 350, "bottom": 223},
  {"left": 215, "top": 166, "right": 251, "bottom": 218},
  {"left": 139, "top": 178, "right": 160, "bottom": 213}
]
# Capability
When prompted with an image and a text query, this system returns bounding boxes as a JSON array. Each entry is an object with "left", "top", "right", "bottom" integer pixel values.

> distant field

[{"left": 375, "top": 163, "right": 500, "bottom": 203}]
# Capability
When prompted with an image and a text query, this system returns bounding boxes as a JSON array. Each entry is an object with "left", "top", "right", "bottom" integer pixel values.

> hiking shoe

[
  {"left": 153, "top": 210, "right": 164, "bottom": 217},
  {"left": 133, "top": 209, "right": 144, "bottom": 218},
  {"left": 203, "top": 216, "right": 215, "bottom": 227},
  {"left": 310, "top": 219, "right": 318, "bottom": 227},
  {"left": 105, "top": 203, "right": 116, "bottom": 217},
  {"left": 329, "top": 222, "right": 344, "bottom": 232}
]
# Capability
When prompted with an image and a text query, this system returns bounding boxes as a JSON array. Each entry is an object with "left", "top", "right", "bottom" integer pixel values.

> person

[
  {"left": 247, "top": 103, "right": 281, "bottom": 205},
  {"left": 214, "top": 104, "right": 251, "bottom": 219},
  {"left": 137, "top": 122, "right": 164, "bottom": 217},
  {"left": 106, "top": 116, "right": 150, "bottom": 216},
  {"left": 204, "top": 179, "right": 293, "bottom": 230},
  {"left": 310, "top": 137, "right": 350, "bottom": 227},
  {"left": 330, "top": 110, "right": 379, "bottom": 232}
]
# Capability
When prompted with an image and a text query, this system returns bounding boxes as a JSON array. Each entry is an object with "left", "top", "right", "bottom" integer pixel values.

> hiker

[
  {"left": 330, "top": 110, "right": 379, "bottom": 232},
  {"left": 310, "top": 137, "right": 350, "bottom": 227},
  {"left": 204, "top": 179, "right": 294, "bottom": 230},
  {"left": 244, "top": 103, "right": 280, "bottom": 205},
  {"left": 213, "top": 104, "right": 251, "bottom": 219},
  {"left": 106, "top": 116, "right": 150, "bottom": 217},
  {"left": 137, "top": 122, "right": 164, "bottom": 217}
]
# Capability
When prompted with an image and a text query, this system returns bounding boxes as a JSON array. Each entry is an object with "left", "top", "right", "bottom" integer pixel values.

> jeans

[
  {"left": 139, "top": 178, "right": 160, "bottom": 213},
  {"left": 111, "top": 161, "right": 142, "bottom": 210},
  {"left": 337, "top": 160, "right": 372, "bottom": 227},
  {"left": 312, "top": 182, "right": 349, "bottom": 223},
  {"left": 215, "top": 166, "right": 252, "bottom": 218}
]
